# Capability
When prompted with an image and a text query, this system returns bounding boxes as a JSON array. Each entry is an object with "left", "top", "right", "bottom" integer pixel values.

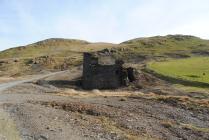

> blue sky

[{"left": 1, "top": 0, "right": 209, "bottom": 51}]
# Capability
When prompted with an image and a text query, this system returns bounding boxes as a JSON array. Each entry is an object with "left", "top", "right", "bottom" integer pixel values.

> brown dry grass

[
  {"left": 56, "top": 89, "right": 209, "bottom": 109},
  {"left": 160, "top": 120, "right": 176, "bottom": 128},
  {"left": 180, "top": 123, "right": 209, "bottom": 133},
  {"left": 56, "top": 89, "right": 142, "bottom": 98},
  {"left": 130, "top": 93, "right": 209, "bottom": 111},
  {"left": 100, "top": 116, "right": 155, "bottom": 140}
]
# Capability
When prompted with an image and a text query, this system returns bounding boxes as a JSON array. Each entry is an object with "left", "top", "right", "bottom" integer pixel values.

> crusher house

[{"left": 82, "top": 52, "right": 135, "bottom": 89}]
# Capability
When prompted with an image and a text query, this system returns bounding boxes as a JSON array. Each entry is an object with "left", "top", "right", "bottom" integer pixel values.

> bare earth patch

[
  {"left": 0, "top": 108, "right": 21, "bottom": 140},
  {"left": 1, "top": 69, "right": 209, "bottom": 140},
  {"left": 2, "top": 82, "right": 209, "bottom": 140}
]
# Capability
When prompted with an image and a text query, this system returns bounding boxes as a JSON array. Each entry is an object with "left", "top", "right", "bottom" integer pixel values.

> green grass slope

[
  {"left": 0, "top": 38, "right": 117, "bottom": 59},
  {"left": 1, "top": 35, "right": 209, "bottom": 60},
  {"left": 0, "top": 38, "right": 117, "bottom": 76},
  {"left": 119, "top": 35, "right": 209, "bottom": 59},
  {"left": 148, "top": 57, "right": 209, "bottom": 84},
  {"left": 1, "top": 34, "right": 209, "bottom": 77}
]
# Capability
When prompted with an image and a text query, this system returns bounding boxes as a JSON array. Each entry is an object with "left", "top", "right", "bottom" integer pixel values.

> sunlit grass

[{"left": 148, "top": 57, "right": 209, "bottom": 84}]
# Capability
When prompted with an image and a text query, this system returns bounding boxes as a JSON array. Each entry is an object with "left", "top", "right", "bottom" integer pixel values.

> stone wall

[{"left": 82, "top": 52, "right": 127, "bottom": 89}]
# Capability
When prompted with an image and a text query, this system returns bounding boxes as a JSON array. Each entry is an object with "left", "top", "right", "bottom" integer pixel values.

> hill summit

[{"left": 0, "top": 34, "right": 209, "bottom": 77}]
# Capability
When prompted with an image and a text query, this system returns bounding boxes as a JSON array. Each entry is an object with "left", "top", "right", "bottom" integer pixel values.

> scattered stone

[{"left": 119, "top": 98, "right": 127, "bottom": 101}]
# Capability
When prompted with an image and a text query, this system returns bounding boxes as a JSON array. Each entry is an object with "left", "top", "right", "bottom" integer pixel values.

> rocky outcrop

[{"left": 32, "top": 56, "right": 55, "bottom": 65}]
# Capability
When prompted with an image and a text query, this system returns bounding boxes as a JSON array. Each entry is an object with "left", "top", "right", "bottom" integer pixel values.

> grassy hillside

[
  {"left": 2, "top": 35, "right": 209, "bottom": 60},
  {"left": 147, "top": 57, "right": 209, "bottom": 84},
  {"left": 0, "top": 38, "right": 117, "bottom": 76},
  {"left": 119, "top": 35, "right": 209, "bottom": 60},
  {"left": 1, "top": 35, "right": 209, "bottom": 77},
  {"left": 0, "top": 38, "right": 116, "bottom": 58}
]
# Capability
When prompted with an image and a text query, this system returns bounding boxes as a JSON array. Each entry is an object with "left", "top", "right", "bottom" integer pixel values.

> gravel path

[
  {"left": 0, "top": 71, "right": 76, "bottom": 140},
  {"left": 0, "top": 70, "right": 209, "bottom": 140}
]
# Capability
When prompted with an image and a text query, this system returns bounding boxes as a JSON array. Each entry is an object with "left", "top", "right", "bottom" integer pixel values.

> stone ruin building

[{"left": 82, "top": 52, "right": 135, "bottom": 89}]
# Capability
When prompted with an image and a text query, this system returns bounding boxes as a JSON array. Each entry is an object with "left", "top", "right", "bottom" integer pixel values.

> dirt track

[{"left": 0, "top": 70, "right": 209, "bottom": 140}]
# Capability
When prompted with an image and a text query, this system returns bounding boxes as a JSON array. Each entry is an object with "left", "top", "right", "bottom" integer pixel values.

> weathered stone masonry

[{"left": 82, "top": 52, "right": 134, "bottom": 89}]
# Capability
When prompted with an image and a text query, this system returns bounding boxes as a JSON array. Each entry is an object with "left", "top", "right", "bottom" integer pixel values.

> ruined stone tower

[{"left": 82, "top": 52, "right": 128, "bottom": 89}]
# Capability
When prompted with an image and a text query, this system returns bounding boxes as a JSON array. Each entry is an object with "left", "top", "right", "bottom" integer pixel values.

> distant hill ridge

[
  {"left": 30, "top": 38, "right": 89, "bottom": 46},
  {"left": 1, "top": 34, "right": 209, "bottom": 77},
  {"left": 0, "top": 34, "right": 209, "bottom": 59},
  {"left": 121, "top": 35, "right": 200, "bottom": 44}
]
